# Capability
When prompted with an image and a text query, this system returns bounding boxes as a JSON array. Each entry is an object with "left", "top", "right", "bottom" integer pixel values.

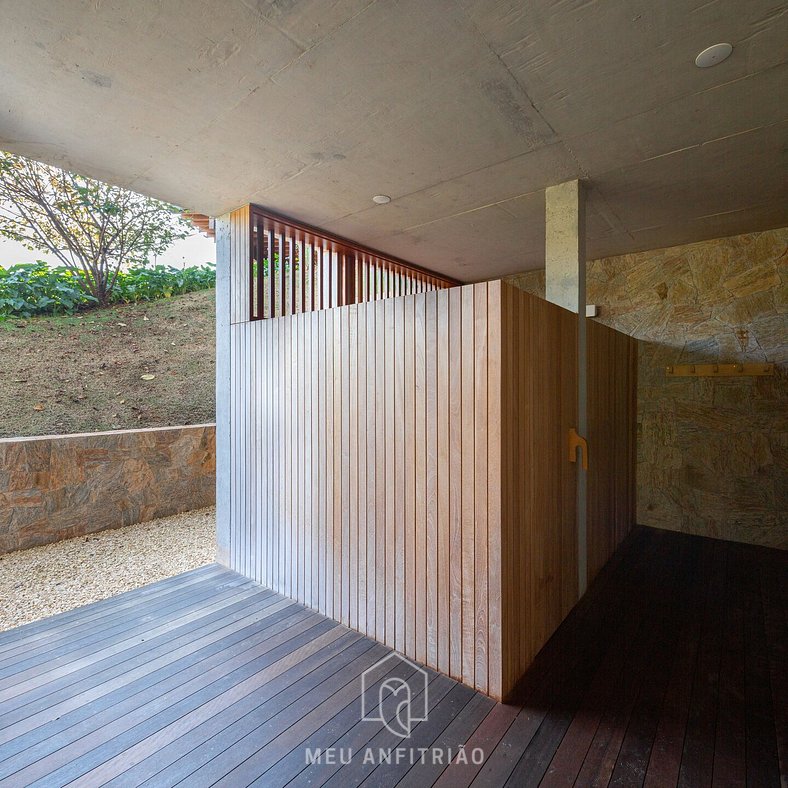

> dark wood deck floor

[{"left": 0, "top": 526, "right": 784, "bottom": 787}]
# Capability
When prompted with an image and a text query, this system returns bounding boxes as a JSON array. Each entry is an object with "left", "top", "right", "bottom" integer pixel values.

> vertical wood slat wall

[
  {"left": 499, "top": 284, "right": 580, "bottom": 695},
  {"left": 501, "top": 294, "right": 637, "bottom": 688},
  {"left": 229, "top": 277, "right": 504, "bottom": 696},
  {"left": 587, "top": 320, "right": 638, "bottom": 583},
  {"left": 221, "top": 208, "right": 637, "bottom": 700},
  {"left": 497, "top": 292, "right": 638, "bottom": 694}
]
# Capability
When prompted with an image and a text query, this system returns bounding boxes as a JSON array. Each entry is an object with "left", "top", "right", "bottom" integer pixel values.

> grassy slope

[{"left": 0, "top": 289, "right": 216, "bottom": 439}]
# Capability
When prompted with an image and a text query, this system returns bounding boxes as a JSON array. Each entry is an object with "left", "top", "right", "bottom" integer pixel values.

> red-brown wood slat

[
  {"left": 256, "top": 219, "right": 264, "bottom": 320},
  {"left": 267, "top": 228, "right": 275, "bottom": 318},
  {"left": 309, "top": 242, "right": 316, "bottom": 313},
  {"left": 289, "top": 234, "right": 296, "bottom": 316},
  {"left": 277, "top": 232, "right": 285, "bottom": 318},
  {"left": 249, "top": 216, "right": 258, "bottom": 320},
  {"left": 299, "top": 237, "right": 304, "bottom": 314},
  {"left": 246, "top": 206, "right": 458, "bottom": 321}
]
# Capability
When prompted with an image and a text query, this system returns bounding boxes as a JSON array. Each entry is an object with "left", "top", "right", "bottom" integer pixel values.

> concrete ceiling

[{"left": 1, "top": 0, "right": 786, "bottom": 279}]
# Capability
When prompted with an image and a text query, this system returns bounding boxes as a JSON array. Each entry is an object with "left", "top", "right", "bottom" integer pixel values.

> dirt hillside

[{"left": 0, "top": 289, "right": 216, "bottom": 438}]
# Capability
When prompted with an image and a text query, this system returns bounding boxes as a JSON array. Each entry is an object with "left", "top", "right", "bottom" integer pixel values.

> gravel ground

[{"left": 0, "top": 507, "right": 216, "bottom": 632}]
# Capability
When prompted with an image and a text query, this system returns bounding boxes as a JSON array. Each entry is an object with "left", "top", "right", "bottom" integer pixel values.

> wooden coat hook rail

[{"left": 665, "top": 363, "right": 774, "bottom": 378}]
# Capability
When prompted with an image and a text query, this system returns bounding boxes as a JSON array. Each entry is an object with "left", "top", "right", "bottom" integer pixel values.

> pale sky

[{"left": 0, "top": 231, "right": 216, "bottom": 269}]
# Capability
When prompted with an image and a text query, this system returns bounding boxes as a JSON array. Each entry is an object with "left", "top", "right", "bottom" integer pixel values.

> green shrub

[
  {"left": 0, "top": 262, "right": 215, "bottom": 319},
  {"left": 0, "top": 263, "right": 96, "bottom": 318},
  {"left": 110, "top": 264, "right": 216, "bottom": 303}
]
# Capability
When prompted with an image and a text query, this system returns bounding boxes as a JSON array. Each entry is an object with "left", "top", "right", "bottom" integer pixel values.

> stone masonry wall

[
  {"left": 0, "top": 424, "right": 215, "bottom": 553},
  {"left": 506, "top": 228, "right": 787, "bottom": 549}
]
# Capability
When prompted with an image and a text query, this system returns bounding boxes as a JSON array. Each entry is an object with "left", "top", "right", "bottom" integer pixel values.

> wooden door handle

[{"left": 568, "top": 428, "right": 588, "bottom": 470}]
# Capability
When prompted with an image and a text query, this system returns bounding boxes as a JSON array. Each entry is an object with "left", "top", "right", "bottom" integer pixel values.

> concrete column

[
  {"left": 545, "top": 180, "right": 589, "bottom": 596},
  {"left": 214, "top": 213, "right": 232, "bottom": 567},
  {"left": 545, "top": 180, "right": 586, "bottom": 313}
]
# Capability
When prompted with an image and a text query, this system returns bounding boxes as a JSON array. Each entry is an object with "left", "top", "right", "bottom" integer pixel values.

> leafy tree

[{"left": 0, "top": 151, "right": 191, "bottom": 305}]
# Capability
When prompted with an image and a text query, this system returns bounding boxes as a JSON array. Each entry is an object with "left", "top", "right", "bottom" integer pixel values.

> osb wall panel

[
  {"left": 0, "top": 425, "right": 215, "bottom": 554},
  {"left": 506, "top": 227, "right": 787, "bottom": 549}
]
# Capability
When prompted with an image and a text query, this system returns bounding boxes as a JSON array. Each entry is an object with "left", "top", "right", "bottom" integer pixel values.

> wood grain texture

[
  {"left": 228, "top": 283, "right": 500, "bottom": 696},
  {"left": 496, "top": 283, "right": 636, "bottom": 698},
  {"left": 225, "top": 279, "right": 636, "bottom": 700},
  {"left": 587, "top": 319, "right": 638, "bottom": 584}
]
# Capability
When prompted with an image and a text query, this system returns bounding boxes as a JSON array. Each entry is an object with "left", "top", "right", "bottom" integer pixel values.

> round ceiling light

[
  {"left": 372, "top": 194, "right": 391, "bottom": 204},
  {"left": 695, "top": 43, "right": 733, "bottom": 68}
]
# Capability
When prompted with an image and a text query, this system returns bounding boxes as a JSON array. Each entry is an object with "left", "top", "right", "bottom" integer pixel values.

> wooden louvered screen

[{"left": 249, "top": 206, "right": 458, "bottom": 320}]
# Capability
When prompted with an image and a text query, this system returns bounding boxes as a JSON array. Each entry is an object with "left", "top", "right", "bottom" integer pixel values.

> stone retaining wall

[{"left": 0, "top": 424, "right": 215, "bottom": 553}]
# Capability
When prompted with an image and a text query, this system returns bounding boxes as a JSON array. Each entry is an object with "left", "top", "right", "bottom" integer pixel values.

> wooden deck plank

[
  {"left": 0, "top": 564, "right": 225, "bottom": 663},
  {"left": 677, "top": 539, "right": 727, "bottom": 788},
  {"left": 0, "top": 581, "right": 258, "bottom": 700},
  {"left": 398, "top": 692, "right": 495, "bottom": 787},
  {"left": 468, "top": 530, "right": 647, "bottom": 787},
  {"left": 0, "top": 602, "right": 295, "bottom": 751},
  {"left": 358, "top": 683, "right": 479, "bottom": 787},
  {"left": 0, "top": 563, "right": 222, "bottom": 651},
  {"left": 108, "top": 635, "right": 375, "bottom": 787},
  {"left": 741, "top": 543, "right": 781, "bottom": 788},
  {"left": 606, "top": 528, "right": 693, "bottom": 787},
  {"left": 282, "top": 672, "right": 444, "bottom": 788},
  {"left": 506, "top": 563, "right": 659, "bottom": 787},
  {"left": 537, "top": 541, "right": 659, "bottom": 786},
  {"left": 711, "top": 542, "right": 747, "bottom": 787},
  {"left": 0, "top": 589, "right": 283, "bottom": 739},
  {"left": 319, "top": 675, "right": 458, "bottom": 788},
  {"left": 183, "top": 643, "right": 393, "bottom": 786},
  {"left": 26, "top": 622, "right": 347, "bottom": 787},
  {"left": 761, "top": 548, "right": 788, "bottom": 786},
  {"left": 0, "top": 532, "right": 784, "bottom": 788},
  {"left": 3, "top": 610, "right": 331, "bottom": 785},
  {"left": 151, "top": 639, "right": 383, "bottom": 788},
  {"left": 0, "top": 584, "right": 271, "bottom": 700},
  {"left": 248, "top": 663, "right": 437, "bottom": 787},
  {"left": 0, "top": 574, "right": 256, "bottom": 678},
  {"left": 643, "top": 536, "right": 707, "bottom": 788},
  {"left": 433, "top": 702, "right": 519, "bottom": 788},
  {"left": 571, "top": 536, "right": 687, "bottom": 787}
]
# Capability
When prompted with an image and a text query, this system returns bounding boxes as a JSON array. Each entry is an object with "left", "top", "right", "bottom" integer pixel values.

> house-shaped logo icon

[{"left": 361, "top": 652, "right": 429, "bottom": 738}]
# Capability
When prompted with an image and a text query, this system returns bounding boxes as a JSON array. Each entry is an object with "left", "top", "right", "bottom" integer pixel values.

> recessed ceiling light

[
  {"left": 695, "top": 43, "right": 733, "bottom": 68},
  {"left": 372, "top": 195, "right": 391, "bottom": 204}
]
